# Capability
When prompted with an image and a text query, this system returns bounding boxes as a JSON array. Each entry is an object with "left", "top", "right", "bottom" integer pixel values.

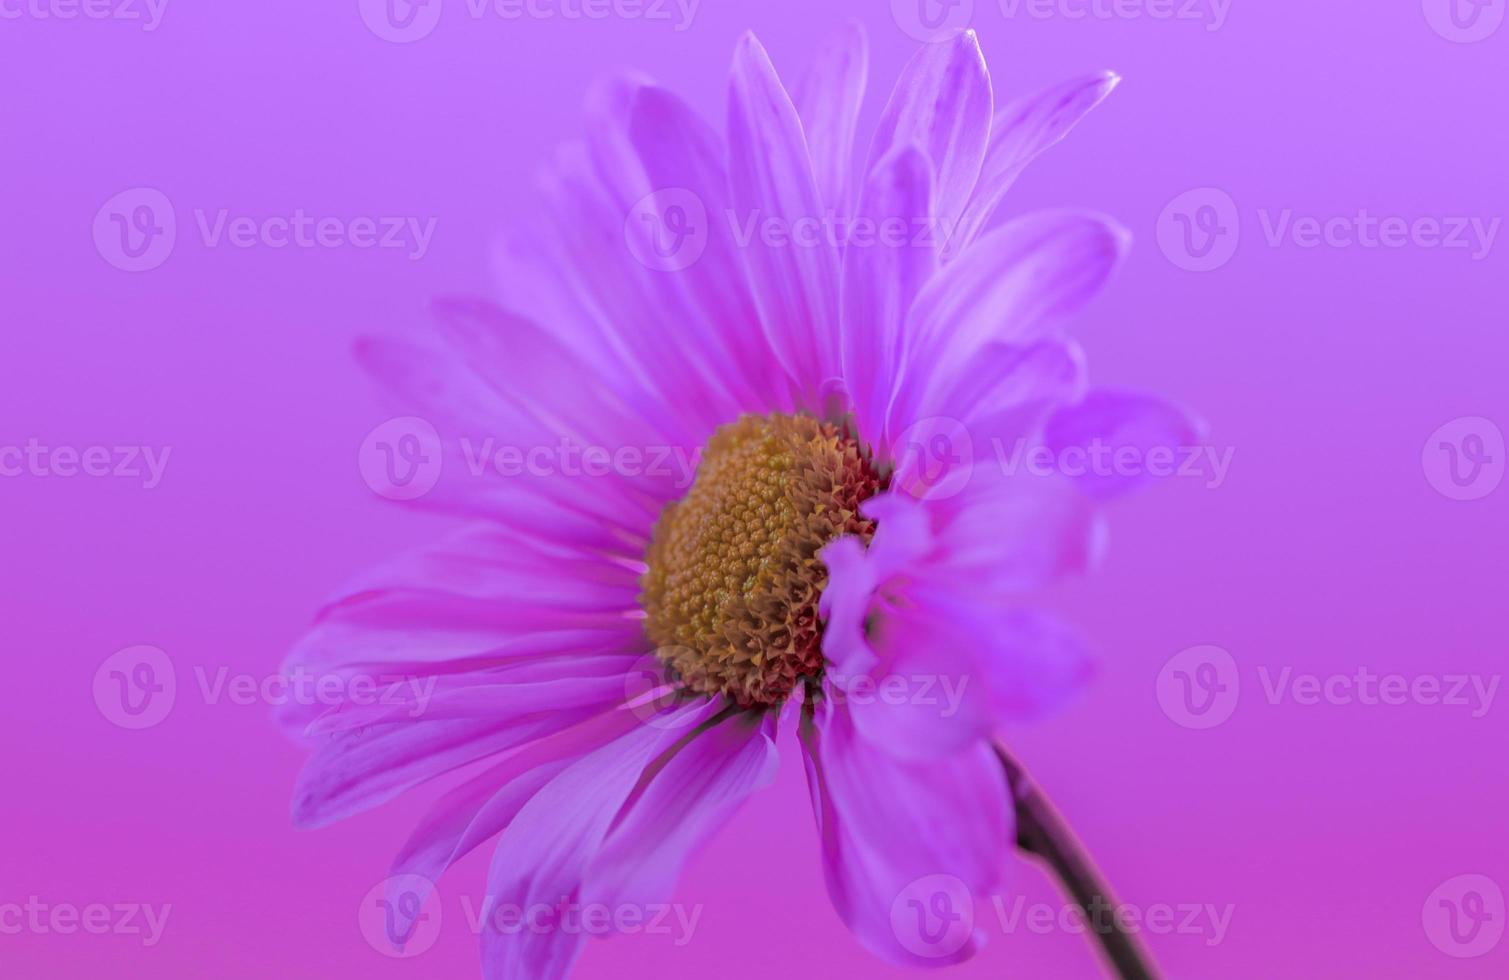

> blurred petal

[{"left": 1045, "top": 389, "right": 1208, "bottom": 500}]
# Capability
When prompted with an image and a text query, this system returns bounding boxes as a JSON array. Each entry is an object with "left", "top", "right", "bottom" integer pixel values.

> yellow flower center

[{"left": 640, "top": 413, "right": 882, "bottom": 707}]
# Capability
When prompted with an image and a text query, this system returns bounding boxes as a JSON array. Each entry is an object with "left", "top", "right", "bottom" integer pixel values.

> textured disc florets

[{"left": 640, "top": 413, "right": 882, "bottom": 707}]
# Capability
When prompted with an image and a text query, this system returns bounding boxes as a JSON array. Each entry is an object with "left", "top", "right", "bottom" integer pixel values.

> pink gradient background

[{"left": 3, "top": 1, "right": 1506, "bottom": 977}]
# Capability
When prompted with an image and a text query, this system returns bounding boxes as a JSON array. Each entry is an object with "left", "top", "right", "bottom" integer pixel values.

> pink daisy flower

[{"left": 283, "top": 24, "right": 1192, "bottom": 979}]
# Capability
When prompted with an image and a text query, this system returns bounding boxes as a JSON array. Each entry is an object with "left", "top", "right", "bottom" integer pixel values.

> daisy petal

[
  {"left": 840, "top": 145, "right": 937, "bottom": 457},
  {"left": 821, "top": 494, "right": 1091, "bottom": 755},
  {"left": 836, "top": 608, "right": 991, "bottom": 760},
  {"left": 816, "top": 536, "right": 876, "bottom": 680},
  {"left": 354, "top": 333, "right": 667, "bottom": 554},
  {"left": 800, "top": 704, "right": 1011, "bottom": 967},
  {"left": 387, "top": 707, "right": 653, "bottom": 914},
  {"left": 889, "top": 209, "right": 1129, "bottom": 444},
  {"left": 479, "top": 699, "right": 721, "bottom": 980},
  {"left": 1044, "top": 389, "right": 1208, "bottom": 500},
  {"left": 534, "top": 142, "right": 741, "bottom": 438},
  {"left": 277, "top": 524, "right": 643, "bottom": 740},
  {"left": 625, "top": 85, "right": 787, "bottom": 409},
  {"left": 944, "top": 337, "right": 1087, "bottom": 423},
  {"left": 952, "top": 71, "right": 1121, "bottom": 252},
  {"left": 934, "top": 469, "right": 1106, "bottom": 592},
  {"left": 974, "top": 607, "right": 1095, "bottom": 721},
  {"left": 291, "top": 702, "right": 618, "bottom": 831},
  {"left": 794, "top": 20, "right": 869, "bottom": 215},
  {"left": 583, "top": 710, "right": 778, "bottom": 910},
  {"left": 865, "top": 29, "right": 992, "bottom": 242},
  {"left": 727, "top": 31, "right": 842, "bottom": 403}
]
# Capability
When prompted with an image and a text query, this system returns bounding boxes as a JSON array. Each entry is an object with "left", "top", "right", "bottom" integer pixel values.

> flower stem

[{"left": 997, "top": 745, "right": 1161, "bottom": 980}]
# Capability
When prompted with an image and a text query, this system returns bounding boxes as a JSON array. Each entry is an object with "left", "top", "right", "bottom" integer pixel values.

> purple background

[{"left": 3, "top": 0, "right": 1506, "bottom": 976}]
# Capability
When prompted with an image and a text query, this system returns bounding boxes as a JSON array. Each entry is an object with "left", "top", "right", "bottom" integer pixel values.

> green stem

[{"left": 998, "top": 745, "right": 1161, "bottom": 980}]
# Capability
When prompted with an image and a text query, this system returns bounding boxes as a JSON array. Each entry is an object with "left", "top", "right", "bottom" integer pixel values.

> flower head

[{"left": 283, "top": 23, "right": 1196, "bottom": 978}]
